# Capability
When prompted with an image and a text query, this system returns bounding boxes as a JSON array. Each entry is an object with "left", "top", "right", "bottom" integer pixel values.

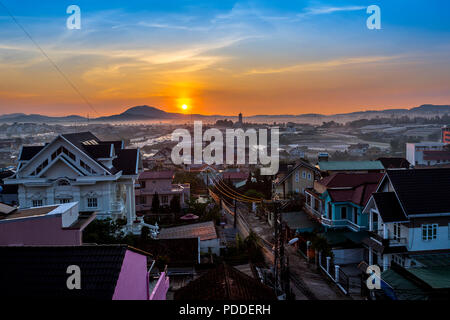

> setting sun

[{"left": 181, "top": 104, "right": 189, "bottom": 111}]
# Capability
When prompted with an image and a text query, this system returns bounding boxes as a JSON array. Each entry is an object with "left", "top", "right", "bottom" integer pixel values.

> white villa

[
  {"left": 362, "top": 168, "right": 450, "bottom": 271},
  {"left": 5, "top": 132, "right": 156, "bottom": 234}
]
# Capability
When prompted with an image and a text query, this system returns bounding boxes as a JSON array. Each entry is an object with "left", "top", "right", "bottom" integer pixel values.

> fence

[{"left": 318, "top": 251, "right": 350, "bottom": 295}]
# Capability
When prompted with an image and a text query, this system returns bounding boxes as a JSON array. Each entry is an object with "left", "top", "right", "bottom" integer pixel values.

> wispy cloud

[{"left": 244, "top": 55, "right": 403, "bottom": 75}]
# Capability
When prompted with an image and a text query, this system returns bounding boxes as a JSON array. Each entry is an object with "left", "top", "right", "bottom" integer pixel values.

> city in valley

[{"left": 0, "top": 0, "right": 449, "bottom": 305}]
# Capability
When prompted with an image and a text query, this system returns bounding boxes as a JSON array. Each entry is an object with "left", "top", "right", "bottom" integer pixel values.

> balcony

[
  {"left": 304, "top": 203, "right": 323, "bottom": 220},
  {"left": 368, "top": 229, "right": 407, "bottom": 247}
]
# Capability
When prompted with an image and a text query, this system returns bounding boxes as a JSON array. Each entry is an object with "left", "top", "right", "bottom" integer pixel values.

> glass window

[
  {"left": 87, "top": 197, "right": 98, "bottom": 208},
  {"left": 422, "top": 224, "right": 438, "bottom": 241},
  {"left": 59, "top": 199, "right": 71, "bottom": 204},
  {"left": 32, "top": 200, "right": 43, "bottom": 207}
]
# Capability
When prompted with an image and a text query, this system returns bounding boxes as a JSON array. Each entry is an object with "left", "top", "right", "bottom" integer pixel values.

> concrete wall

[
  {"left": 0, "top": 215, "right": 82, "bottom": 246},
  {"left": 113, "top": 250, "right": 149, "bottom": 300},
  {"left": 332, "top": 248, "right": 364, "bottom": 265},
  {"left": 149, "top": 272, "right": 170, "bottom": 300}
]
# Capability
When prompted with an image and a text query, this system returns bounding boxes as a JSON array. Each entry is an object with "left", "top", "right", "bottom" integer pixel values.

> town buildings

[
  {"left": 305, "top": 172, "right": 384, "bottom": 232},
  {"left": 273, "top": 160, "right": 320, "bottom": 199},
  {"left": 406, "top": 142, "right": 450, "bottom": 166},
  {"left": 362, "top": 168, "right": 450, "bottom": 272},
  {"left": 135, "top": 170, "right": 190, "bottom": 215},
  {"left": 442, "top": 125, "right": 450, "bottom": 144},
  {"left": 158, "top": 221, "right": 220, "bottom": 255},
  {"left": 0, "top": 202, "right": 94, "bottom": 246},
  {"left": 4, "top": 132, "right": 146, "bottom": 232}
]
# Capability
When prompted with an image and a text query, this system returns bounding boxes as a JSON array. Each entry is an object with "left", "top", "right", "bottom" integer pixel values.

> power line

[
  {"left": 207, "top": 171, "right": 263, "bottom": 202},
  {"left": 0, "top": 1, "right": 100, "bottom": 116}
]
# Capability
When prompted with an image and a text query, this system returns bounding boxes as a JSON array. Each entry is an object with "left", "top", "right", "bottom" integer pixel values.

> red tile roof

[{"left": 321, "top": 173, "right": 383, "bottom": 206}]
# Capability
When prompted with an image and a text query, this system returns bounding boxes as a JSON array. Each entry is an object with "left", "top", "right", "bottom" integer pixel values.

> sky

[{"left": 0, "top": 0, "right": 449, "bottom": 117}]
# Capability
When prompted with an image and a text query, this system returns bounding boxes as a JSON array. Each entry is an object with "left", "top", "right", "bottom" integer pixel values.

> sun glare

[{"left": 181, "top": 104, "right": 189, "bottom": 110}]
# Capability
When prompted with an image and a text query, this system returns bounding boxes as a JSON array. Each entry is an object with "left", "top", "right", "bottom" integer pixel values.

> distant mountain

[
  {"left": 0, "top": 104, "right": 449, "bottom": 123},
  {"left": 0, "top": 113, "right": 86, "bottom": 123}
]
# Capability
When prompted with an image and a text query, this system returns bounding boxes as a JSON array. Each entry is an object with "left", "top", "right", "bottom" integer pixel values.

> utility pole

[
  {"left": 233, "top": 199, "right": 237, "bottom": 229},
  {"left": 273, "top": 201, "right": 279, "bottom": 294}
]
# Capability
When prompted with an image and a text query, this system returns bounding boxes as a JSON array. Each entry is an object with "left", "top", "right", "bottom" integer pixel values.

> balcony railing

[{"left": 368, "top": 229, "right": 407, "bottom": 246}]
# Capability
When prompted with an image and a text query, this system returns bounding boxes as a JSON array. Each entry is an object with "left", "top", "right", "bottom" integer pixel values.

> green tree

[
  {"left": 151, "top": 192, "right": 160, "bottom": 213},
  {"left": 170, "top": 195, "right": 181, "bottom": 213}
]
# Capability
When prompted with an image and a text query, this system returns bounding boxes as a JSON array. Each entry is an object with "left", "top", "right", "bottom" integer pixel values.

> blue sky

[{"left": 0, "top": 0, "right": 449, "bottom": 116}]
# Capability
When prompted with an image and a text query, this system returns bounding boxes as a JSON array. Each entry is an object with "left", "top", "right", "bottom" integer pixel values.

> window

[
  {"left": 87, "top": 197, "right": 98, "bottom": 208},
  {"left": 302, "top": 171, "right": 306, "bottom": 179},
  {"left": 32, "top": 200, "right": 43, "bottom": 207},
  {"left": 422, "top": 224, "right": 437, "bottom": 241},
  {"left": 80, "top": 160, "right": 95, "bottom": 174},
  {"left": 295, "top": 172, "right": 299, "bottom": 183},
  {"left": 341, "top": 207, "right": 347, "bottom": 220},
  {"left": 33, "top": 159, "right": 49, "bottom": 176},
  {"left": 307, "top": 173, "right": 312, "bottom": 180},
  {"left": 161, "top": 196, "right": 169, "bottom": 204},
  {"left": 59, "top": 199, "right": 71, "bottom": 204},
  {"left": 140, "top": 196, "right": 146, "bottom": 205},
  {"left": 52, "top": 146, "right": 76, "bottom": 162}
]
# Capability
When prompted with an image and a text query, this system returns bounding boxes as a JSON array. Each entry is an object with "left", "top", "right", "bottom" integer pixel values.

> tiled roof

[
  {"left": 139, "top": 171, "right": 174, "bottom": 180},
  {"left": 159, "top": 221, "right": 217, "bottom": 241},
  {"left": 83, "top": 144, "right": 112, "bottom": 159},
  {"left": 320, "top": 172, "right": 383, "bottom": 188},
  {"left": 113, "top": 149, "right": 139, "bottom": 175},
  {"left": 0, "top": 245, "right": 132, "bottom": 299},
  {"left": 372, "top": 192, "right": 408, "bottom": 222},
  {"left": 322, "top": 173, "right": 383, "bottom": 206},
  {"left": 387, "top": 168, "right": 450, "bottom": 215},
  {"left": 318, "top": 160, "right": 384, "bottom": 171},
  {"left": 174, "top": 264, "right": 277, "bottom": 300},
  {"left": 19, "top": 146, "right": 45, "bottom": 161}
]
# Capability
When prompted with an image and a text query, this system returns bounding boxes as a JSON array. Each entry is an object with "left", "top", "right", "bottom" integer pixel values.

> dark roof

[
  {"left": 102, "top": 140, "right": 124, "bottom": 151},
  {"left": 83, "top": 144, "right": 112, "bottom": 159},
  {"left": 378, "top": 157, "right": 410, "bottom": 169},
  {"left": 19, "top": 146, "right": 45, "bottom": 161},
  {"left": 320, "top": 172, "right": 383, "bottom": 188},
  {"left": 387, "top": 168, "right": 450, "bottom": 215},
  {"left": 135, "top": 238, "right": 199, "bottom": 267},
  {"left": 174, "top": 264, "right": 277, "bottom": 300},
  {"left": 0, "top": 245, "right": 132, "bottom": 299},
  {"left": 113, "top": 149, "right": 139, "bottom": 175},
  {"left": 372, "top": 192, "right": 408, "bottom": 222},
  {"left": 62, "top": 132, "right": 100, "bottom": 149}
]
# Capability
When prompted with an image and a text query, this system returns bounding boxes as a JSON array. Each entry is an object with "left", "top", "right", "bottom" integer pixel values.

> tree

[
  {"left": 170, "top": 195, "right": 181, "bottom": 213},
  {"left": 151, "top": 192, "right": 160, "bottom": 213}
]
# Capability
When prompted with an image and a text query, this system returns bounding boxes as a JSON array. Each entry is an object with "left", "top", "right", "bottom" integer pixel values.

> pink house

[
  {"left": 0, "top": 202, "right": 95, "bottom": 246},
  {"left": 135, "top": 171, "right": 190, "bottom": 214},
  {"left": 0, "top": 245, "right": 169, "bottom": 300}
]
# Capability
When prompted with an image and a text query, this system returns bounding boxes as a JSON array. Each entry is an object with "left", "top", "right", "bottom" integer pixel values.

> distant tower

[{"left": 238, "top": 113, "right": 243, "bottom": 124}]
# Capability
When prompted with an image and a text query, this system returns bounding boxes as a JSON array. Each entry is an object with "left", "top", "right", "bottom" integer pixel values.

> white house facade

[
  {"left": 362, "top": 168, "right": 450, "bottom": 271},
  {"left": 5, "top": 132, "right": 145, "bottom": 232}
]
